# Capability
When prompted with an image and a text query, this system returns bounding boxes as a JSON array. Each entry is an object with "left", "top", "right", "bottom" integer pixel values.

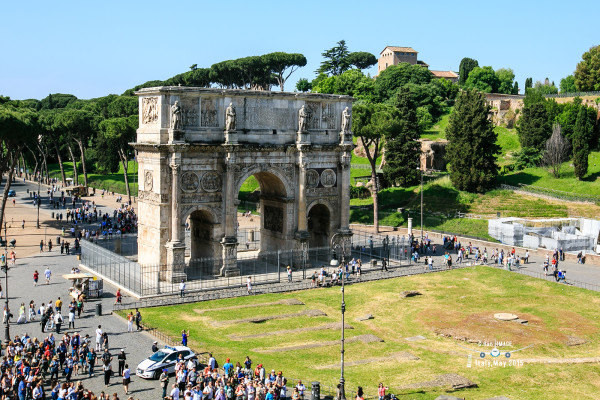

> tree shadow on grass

[
  {"left": 498, "top": 171, "right": 541, "bottom": 186},
  {"left": 583, "top": 170, "right": 600, "bottom": 182}
]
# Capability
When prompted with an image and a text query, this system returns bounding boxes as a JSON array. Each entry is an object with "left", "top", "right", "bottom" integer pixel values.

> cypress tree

[
  {"left": 383, "top": 87, "right": 421, "bottom": 186},
  {"left": 458, "top": 58, "right": 479, "bottom": 86},
  {"left": 525, "top": 77, "right": 533, "bottom": 90},
  {"left": 517, "top": 100, "right": 551, "bottom": 152},
  {"left": 573, "top": 106, "right": 592, "bottom": 179},
  {"left": 446, "top": 89, "right": 500, "bottom": 192}
]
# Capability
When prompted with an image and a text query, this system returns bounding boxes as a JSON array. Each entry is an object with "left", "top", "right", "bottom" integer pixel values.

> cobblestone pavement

[{"left": 4, "top": 251, "right": 163, "bottom": 398}]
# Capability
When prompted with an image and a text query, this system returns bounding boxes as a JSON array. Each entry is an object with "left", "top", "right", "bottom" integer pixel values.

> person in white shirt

[
  {"left": 95, "top": 325, "right": 103, "bottom": 351},
  {"left": 179, "top": 280, "right": 186, "bottom": 298},
  {"left": 122, "top": 364, "right": 131, "bottom": 395},
  {"left": 171, "top": 383, "right": 181, "bottom": 400}
]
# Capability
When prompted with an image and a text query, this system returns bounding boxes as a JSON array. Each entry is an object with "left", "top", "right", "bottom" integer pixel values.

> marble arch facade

[{"left": 133, "top": 87, "right": 353, "bottom": 281}]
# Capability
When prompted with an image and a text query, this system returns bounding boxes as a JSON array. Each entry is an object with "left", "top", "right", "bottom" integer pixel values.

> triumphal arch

[{"left": 134, "top": 87, "right": 353, "bottom": 281}]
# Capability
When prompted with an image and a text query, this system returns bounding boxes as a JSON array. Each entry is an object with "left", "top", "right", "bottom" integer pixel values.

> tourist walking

[
  {"left": 160, "top": 369, "right": 170, "bottom": 399},
  {"left": 127, "top": 312, "right": 134, "bottom": 332},
  {"left": 287, "top": 266, "right": 292, "bottom": 282},
  {"left": 118, "top": 349, "right": 127, "bottom": 376},
  {"left": 179, "top": 280, "right": 186, "bottom": 298},
  {"left": 246, "top": 276, "right": 253, "bottom": 294},
  {"left": 44, "top": 267, "right": 52, "bottom": 284},
  {"left": 135, "top": 308, "right": 142, "bottom": 330},
  {"left": 103, "top": 360, "right": 113, "bottom": 387},
  {"left": 122, "top": 363, "right": 131, "bottom": 395},
  {"left": 33, "top": 270, "right": 39, "bottom": 286},
  {"left": 54, "top": 312, "right": 63, "bottom": 334}
]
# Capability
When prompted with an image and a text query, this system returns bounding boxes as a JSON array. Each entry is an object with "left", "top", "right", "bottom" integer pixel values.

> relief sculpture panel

[
  {"left": 142, "top": 97, "right": 159, "bottom": 124},
  {"left": 201, "top": 98, "right": 218, "bottom": 127}
]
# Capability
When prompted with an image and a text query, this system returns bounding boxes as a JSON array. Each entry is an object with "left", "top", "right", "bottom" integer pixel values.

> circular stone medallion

[
  {"left": 181, "top": 171, "right": 200, "bottom": 192},
  {"left": 320, "top": 169, "right": 337, "bottom": 187},
  {"left": 306, "top": 169, "right": 319, "bottom": 188},
  {"left": 201, "top": 171, "right": 222, "bottom": 193}
]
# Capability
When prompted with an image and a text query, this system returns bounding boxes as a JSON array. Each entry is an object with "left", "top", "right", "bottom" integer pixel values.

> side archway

[{"left": 307, "top": 200, "right": 333, "bottom": 248}]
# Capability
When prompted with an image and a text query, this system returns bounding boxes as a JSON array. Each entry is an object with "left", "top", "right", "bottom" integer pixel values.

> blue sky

[{"left": 1, "top": 0, "right": 598, "bottom": 100}]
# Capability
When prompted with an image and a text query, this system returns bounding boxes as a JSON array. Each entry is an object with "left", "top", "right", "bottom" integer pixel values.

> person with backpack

[
  {"left": 160, "top": 369, "right": 169, "bottom": 399},
  {"left": 135, "top": 309, "right": 142, "bottom": 331},
  {"left": 54, "top": 312, "right": 63, "bottom": 334}
]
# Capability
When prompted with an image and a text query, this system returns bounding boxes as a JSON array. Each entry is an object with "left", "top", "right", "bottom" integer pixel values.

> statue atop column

[
  {"left": 341, "top": 107, "right": 351, "bottom": 134},
  {"left": 171, "top": 101, "right": 182, "bottom": 130},
  {"left": 225, "top": 102, "right": 236, "bottom": 131},
  {"left": 298, "top": 105, "right": 309, "bottom": 133}
]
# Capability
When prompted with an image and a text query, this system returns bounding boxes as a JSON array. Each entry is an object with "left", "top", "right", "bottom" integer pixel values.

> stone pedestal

[
  {"left": 340, "top": 130, "right": 353, "bottom": 145},
  {"left": 166, "top": 241, "right": 187, "bottom": 282},
  {"left": 220, "top": 237, "right": 240, "bottom": 277},
  {"left": 224, "top": 130, "right": 238, "bottom": 145},
  {"left": 296, "top": 130, "right": 310, "bottom": 145},
  {"left": 169, "top": 129, "right": 185, "bottom": 143}
]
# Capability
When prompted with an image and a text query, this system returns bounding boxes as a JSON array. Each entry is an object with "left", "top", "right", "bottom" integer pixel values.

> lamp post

[
  {"left": 37, "top": 176, "right": 41, "bottom": 229},
  {"left": 2, "top": 221, "right": 9, "bottom": 347},
  {"left": 417, "top": 167, "right": 424, "bottom": 240},
  {"left": 330, "top": 233, "right": 347, "bottom": 400}
]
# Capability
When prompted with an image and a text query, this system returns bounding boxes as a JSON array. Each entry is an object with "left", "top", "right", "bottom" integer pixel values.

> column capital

[{"left": 169, "top": 164, "right": 181, "bottom": 173}]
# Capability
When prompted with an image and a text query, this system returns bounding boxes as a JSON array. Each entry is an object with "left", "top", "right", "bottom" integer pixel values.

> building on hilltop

[
  {"left": 378, "top": 46, "right": 457, "bottom": 82},
  {"left": 430, "top": 70, "right": 459, "bottom": 84},
  {"left": 378, "top": 46, "right": 419, "bottom": 74}
]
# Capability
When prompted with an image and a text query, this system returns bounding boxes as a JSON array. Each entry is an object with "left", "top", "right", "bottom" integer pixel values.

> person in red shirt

[
  {"left": 378, "top": 383, "right": 388, "bottom": 400},
  {"left": 33, "top": 270, "right": 39, "bottom": 286}
]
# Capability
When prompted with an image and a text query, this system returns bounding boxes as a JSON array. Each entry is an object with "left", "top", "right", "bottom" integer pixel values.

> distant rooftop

[
  {"left": 430, "top": 70, "right": 458, "bottom": 78},
  {"left": 380, "top": 46, "right": 418, "bottom": 54}
]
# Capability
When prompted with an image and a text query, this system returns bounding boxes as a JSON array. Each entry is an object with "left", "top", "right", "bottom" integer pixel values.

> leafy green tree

[
  {"left": 496, "top": 68, "right": 516, "bottom": 94},
  {"left": 572, "top": 106, "right": 594, "bottom": 179},
  {"left": 574, "top": 45, "right": 600, "bottom": 91},
  {"left": 383, "top": 87, "right": 421, "bottom": 186},
  {"left": 312, "top": 70, "right": 375, "bottom": 101},
  {"left": 295, "top": 78, "right": 312, "bottom": 92},
  {"left": 56, "top": 109, "right": 98, "bottom": 187},
  {"left": 560, "top": 75, "right": 577, "bottom": 93},
  {"left": 533, "top": 80, "right": 558, "bottom": 95},
  {"left": 446, "top": 89, "right": 499, "bottom": 192},
  {"left": 524, "top": 77, "right": 533, "bottom": 91},
  {"left": 352, "top": 102, "right": 392, "bottom": 232},
  {"left": 261, "top": 52, "right": 307, "bottom": 91},
  {"left": 317, "top": 40, "right": 350, "bottom": 76},
  {"left": 517, "top": 101, "right": 551, "bottom": 151},
  {"left": 464, "top": 66, "right": 500, "bottom": 93},
  {"left": 0, "top": 106, "right": 36, "bottom": 229},
  {"left": 98, "top": 116, "right": 137, "bottom": 202},
  {"left": 346, "top": 52, "right": 377, "bottom": 70},
  {"left": 458, "top": 58, "right": 478, "bottom": 86},
  {"left": 374, "top": 63, "right": 431, "bottom": 101},
  {"left": 39, "top": 93, "right": 78, "bottom": 110}
]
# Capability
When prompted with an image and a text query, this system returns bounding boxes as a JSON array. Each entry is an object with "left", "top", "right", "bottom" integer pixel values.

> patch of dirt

[
  {"left": 315, "top": 352, "right": 419, "bottom": 369},
  {"left": 254, "top": 334, "right": 383, "bottom": 353},
  {"left": 418, "top": 309, "right": 597, "bottom": 347},
  {"left": 229, "top": 323, "right": 354, "bottom": 340},
  {"left": 399, "top": 373, "right": 477, "bottom": 390},
  {"left": 216, "top": 309, "right": 326, "bottom": 326},
  {"left": 193, "top": 298, "right": 304, "bottom": 314},
  {"left": 566, "top": 336, "right": 588, "bottom": 346}
]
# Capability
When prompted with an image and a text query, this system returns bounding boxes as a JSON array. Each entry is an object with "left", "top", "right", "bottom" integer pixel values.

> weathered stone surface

[
  {"left": 356, "top": 314, "right": 374, "bottom": 321},
  {"left": 134, "top": 87, "right": 354, "bottom": 285},
  {"left": 494, "top": 313, "right": 519, "bottom": 321}
]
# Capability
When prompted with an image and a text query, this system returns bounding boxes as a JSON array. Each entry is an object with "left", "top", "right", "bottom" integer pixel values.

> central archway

[{"left": 236, "top": 168, "right": 293, "bottom": 254}]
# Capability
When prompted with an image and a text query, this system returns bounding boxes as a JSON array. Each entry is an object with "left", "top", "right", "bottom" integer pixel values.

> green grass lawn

[
  {"left": 499, "top": 151, "right": 600, "bottom": 197},
  {"left": 421, "top": 111, "right": 452, "bottom": 141},
  {"left": 47, "top": 161, "right": 139, "bottom": 196},
  {"left": 129, "top": 266, "right": 600, "bottom": 400}
]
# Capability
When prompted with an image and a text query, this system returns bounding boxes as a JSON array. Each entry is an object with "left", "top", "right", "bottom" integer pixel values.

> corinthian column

[
  {"left": 170, "top": 163, "right": 181, "bottom": 243},
  {"left": 297, "top": 152, "right": 308, "bottom": 232}
]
